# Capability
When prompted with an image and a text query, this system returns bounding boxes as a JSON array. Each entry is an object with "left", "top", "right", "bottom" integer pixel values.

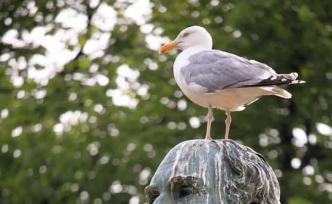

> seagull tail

[
  {"left": 260, "top": 87, "right": 292, "bottom": 99},
  {"left": 272, "top": 87, "right": 292, "bottom": 99},
  {"left": 289, "top": 79, "right": 306, "bottom": 84}
]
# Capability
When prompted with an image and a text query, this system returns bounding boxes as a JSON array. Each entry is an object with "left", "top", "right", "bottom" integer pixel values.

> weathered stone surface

[{"left": 146, "top": 139, "right": 280, "bottom": 204}]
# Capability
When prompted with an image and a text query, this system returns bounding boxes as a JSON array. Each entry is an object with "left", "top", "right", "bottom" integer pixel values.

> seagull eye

[{"left": 182, "top": 32, "right": 190, "bottom": 37}]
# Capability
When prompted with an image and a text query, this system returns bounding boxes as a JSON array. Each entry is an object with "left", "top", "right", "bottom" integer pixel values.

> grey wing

[{"left": 181, "top": 50, "right": 292, "bottom": 92}]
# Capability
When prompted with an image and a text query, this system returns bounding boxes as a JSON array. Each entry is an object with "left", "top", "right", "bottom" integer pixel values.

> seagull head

[{"left": 159, "top": 26, "right": 213, "bottom": 54}]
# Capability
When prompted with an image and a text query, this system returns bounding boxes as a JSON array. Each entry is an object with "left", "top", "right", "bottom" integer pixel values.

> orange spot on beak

[{"left": 159, "top": 41, "right": 178, "bottom": 54}]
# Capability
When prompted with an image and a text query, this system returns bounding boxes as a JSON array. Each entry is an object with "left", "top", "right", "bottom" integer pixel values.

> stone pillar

[{"left": 145, "top": 139, "right": 280, "bottom": 204}]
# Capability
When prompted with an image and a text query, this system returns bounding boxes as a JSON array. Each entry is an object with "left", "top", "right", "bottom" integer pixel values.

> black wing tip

[{"left": 242, "top": 76, "right": 306, "bottom": 88}]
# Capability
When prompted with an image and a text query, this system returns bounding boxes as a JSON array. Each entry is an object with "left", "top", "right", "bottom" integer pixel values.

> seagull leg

[
  {"left": 224, "top": 111, "right": 232, "bottom": 139},
  {"left": 205, "top": 106, "right": 214, "bottom": 140}
]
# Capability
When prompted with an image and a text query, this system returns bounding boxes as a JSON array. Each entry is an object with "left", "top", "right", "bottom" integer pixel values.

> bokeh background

[{"left": 0, "top": 0, "right": 331, "bottom": 203}]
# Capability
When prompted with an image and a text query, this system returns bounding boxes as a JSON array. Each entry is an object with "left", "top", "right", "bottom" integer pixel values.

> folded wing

[{"left": 181, "top": 50, "right": 298, "bottom": 93}]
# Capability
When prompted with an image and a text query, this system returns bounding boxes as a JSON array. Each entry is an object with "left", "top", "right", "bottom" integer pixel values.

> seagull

[{"left": 159, "top": 26, "right": 304, "bottom": 140}]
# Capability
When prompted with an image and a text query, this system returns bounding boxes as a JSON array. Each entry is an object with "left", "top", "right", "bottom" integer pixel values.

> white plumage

[{"left": 159, "top": 26, "right": 304, "bottom": 139}]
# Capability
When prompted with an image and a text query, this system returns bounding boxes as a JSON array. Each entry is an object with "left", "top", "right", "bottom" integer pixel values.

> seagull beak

[{"left": 159, "top": 41, "right": 178, "bottom": 54}]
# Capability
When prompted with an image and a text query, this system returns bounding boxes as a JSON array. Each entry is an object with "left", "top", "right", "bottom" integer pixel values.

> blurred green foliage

[{"left": 0, "top": 0, "right": 331, "bottom": 203}]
